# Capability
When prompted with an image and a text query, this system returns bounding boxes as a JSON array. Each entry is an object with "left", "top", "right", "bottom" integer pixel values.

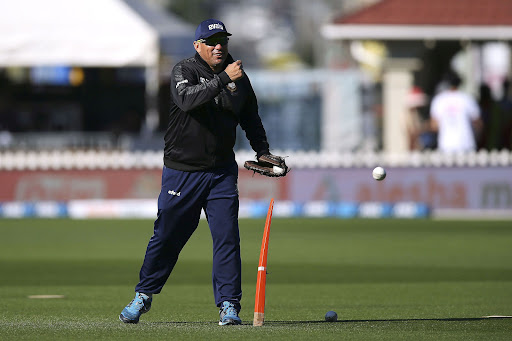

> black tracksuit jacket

[{"left": 164, "top": 53, "right": 270, "bottom": 171}]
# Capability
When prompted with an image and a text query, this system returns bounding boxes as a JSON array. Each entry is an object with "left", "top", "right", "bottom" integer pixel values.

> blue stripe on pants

[{"left": 135, "top": 162, "right": 241, "bottom": 308}]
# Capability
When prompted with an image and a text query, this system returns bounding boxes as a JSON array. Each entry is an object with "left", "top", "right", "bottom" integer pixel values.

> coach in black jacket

[
  {"left": 120, "top": 19, "right": 276, "bottom": 326},
  {"left": 164, "top": 41, "right": 270, "bottom": 170}
]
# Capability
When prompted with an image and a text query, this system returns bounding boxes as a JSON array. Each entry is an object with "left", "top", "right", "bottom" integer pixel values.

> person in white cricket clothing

[{"left": 430, "top": 72, "right": 482, "bottom": 153}]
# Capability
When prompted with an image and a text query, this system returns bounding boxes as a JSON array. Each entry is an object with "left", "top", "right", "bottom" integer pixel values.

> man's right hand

[{"left": 225, "top": 60, "right": 244, "bottom": 82}]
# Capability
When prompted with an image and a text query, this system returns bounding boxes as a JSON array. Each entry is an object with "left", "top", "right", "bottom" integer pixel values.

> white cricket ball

[
  {"left": 273, "top": 166, "right": 285, "bottom": 175},
  {"left": 325, "top": 311, "right": 338, "bottom": 322},
  {"left": 372, "top": 166, "right": 386, "bottom": 181}
]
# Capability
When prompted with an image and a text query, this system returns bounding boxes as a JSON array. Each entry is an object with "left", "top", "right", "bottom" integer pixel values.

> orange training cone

[{"left": 253, "top": 198, "right": 274, "bottom": 326}]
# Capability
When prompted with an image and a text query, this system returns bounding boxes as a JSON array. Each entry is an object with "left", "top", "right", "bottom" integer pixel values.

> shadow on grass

[
  {"left": 149, "top": 316, "right": 511, "bottom": 325},
  {"left": 266, "top": 316, "right": 512, "bottom": 325}
]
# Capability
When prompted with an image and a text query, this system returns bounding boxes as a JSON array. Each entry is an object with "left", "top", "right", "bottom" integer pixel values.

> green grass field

[{"left": 1, "top": 218, "right": 511, "bottom": 340}]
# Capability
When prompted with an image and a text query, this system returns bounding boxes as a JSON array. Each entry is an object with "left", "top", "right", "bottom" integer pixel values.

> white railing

[{"left": 1, "top": 149, "right": 511, "bottom": 170}]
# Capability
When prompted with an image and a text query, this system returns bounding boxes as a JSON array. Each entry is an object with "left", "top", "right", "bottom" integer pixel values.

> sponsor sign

[
  {"left": 290, "top": 167, "right": 512, "bottom": 210},
  {"left": 1, "top": 167, "right": 511, "bottom": 210}
]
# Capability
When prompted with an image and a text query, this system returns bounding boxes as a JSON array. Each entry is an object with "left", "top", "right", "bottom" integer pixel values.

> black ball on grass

[{"left": 325, "top": 311, "right": 338, "bottom": 322}]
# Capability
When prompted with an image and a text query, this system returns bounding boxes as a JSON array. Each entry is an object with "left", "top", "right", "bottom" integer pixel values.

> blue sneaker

[
  {"left": 119, "top": 292, "right": 152, "bottom": 324},
  {"left": 218, "top": 301, "right": 242, "bottom": 325}
]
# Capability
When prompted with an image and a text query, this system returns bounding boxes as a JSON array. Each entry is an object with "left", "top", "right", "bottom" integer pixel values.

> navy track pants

[{"left": 135, "top": 162, "right": 241, "bottom": 308}]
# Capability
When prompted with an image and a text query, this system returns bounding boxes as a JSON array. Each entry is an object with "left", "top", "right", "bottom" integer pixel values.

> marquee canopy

[{"left": 0, "top": 0, "right": 158, "bottom": 67}]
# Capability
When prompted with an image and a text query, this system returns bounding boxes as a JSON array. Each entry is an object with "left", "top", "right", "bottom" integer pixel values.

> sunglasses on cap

[{"left": 196, "top": 36, "right": 229, "bottom": 46}]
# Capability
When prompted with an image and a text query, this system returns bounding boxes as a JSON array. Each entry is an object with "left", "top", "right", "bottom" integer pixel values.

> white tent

[
  {"left": 0, "top": 0, "right": 164, "bottom": 130},
  {"left": 0, "top": 0, "right": 158, "bottom": 67}
]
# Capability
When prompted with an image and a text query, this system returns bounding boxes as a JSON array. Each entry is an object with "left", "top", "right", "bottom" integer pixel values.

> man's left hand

[{"left": 244, "top": 154, "right": 289, "bottom": 177}]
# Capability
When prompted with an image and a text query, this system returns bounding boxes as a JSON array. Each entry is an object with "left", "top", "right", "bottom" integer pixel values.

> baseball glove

[{"left": 244, "top": 154, "right": 289, "bottom": 177}]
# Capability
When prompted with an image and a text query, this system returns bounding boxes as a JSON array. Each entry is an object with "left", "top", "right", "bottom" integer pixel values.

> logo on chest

[{"left": 226, "top": 82, "right": 237, "bottom": 92}]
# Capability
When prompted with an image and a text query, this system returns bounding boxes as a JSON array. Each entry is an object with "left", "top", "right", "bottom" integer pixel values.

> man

[
  {"left": 119, "top": 19, "right": 287, "bottom": 326},
  {"left": 430, "top": 71, "right": 482, "bottom": 153}
]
